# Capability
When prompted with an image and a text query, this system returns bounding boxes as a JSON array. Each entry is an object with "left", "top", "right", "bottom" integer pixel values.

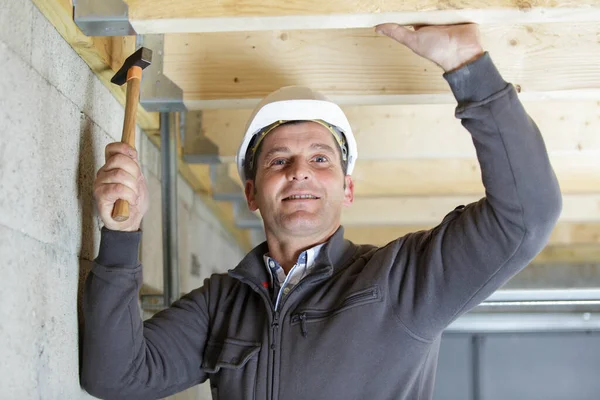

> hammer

[{"left": 110, "top": 47, "right": 152, "bottom": 222}]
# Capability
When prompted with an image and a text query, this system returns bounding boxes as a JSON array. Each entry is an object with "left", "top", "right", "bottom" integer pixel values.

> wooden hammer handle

[{"left": 112, "top": 66, "right": 142, "bottom": 222}]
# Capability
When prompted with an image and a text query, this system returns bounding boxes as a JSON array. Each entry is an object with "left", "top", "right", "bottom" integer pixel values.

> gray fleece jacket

[{"left": 81, "top": 53, "right": 562, "bottom": 400}]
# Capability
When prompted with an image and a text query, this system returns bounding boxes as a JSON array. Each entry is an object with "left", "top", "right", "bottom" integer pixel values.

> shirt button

[
  {"left": 283, "top": 287, "right": 291, "bottom": 295},
  {"left": 269, "top": 260, "right": 275, "bottom": 268}
]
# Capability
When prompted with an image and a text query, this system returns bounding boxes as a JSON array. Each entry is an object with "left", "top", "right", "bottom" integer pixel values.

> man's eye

[
  {"left": 313, "top": 155, "right": 329, "bottom": 163},
  {"left": 271, "top": 159, "right": 287, "bottom": 166}
]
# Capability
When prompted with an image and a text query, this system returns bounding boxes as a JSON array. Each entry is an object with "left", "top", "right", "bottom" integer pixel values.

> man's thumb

[{"left": 375, "top": 23, "right": 415, "bottom": 47}]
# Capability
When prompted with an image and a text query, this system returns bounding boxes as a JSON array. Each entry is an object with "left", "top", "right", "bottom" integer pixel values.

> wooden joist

[
  {"left": 164, "top": 23, "right": 600, "bottom": 107},
  {"left": 192, "top": 102, "right": 600, "bottom": 160},
  {"left": 216, "top": 154, "right": 600, "bottom": 197},
  {"left": 124, "top": 0, "right": 600, "bottom": 33},
  {"left": 337, "top": 194, "right": 600, "bottom": 226},
  {"left": 344, "top": 223, "right": 600, "bottom": 247}
]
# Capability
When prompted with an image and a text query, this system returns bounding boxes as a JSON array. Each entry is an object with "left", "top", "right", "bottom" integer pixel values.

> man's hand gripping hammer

[{"left": 110, "top": 47, "right": 152, "bottom": 222}]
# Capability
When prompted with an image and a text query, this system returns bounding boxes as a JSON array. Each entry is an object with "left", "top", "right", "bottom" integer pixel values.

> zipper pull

[
  {"left": 271, "top": 311, "right": 280, "bottom": 350},
  {"left": 299, "top": 313, "right": 308, "bottom": 338}
]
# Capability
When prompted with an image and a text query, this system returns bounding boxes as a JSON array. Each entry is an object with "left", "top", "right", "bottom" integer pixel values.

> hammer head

[{"left": 111, "top": 47, "right": 153, "bottom": 86}]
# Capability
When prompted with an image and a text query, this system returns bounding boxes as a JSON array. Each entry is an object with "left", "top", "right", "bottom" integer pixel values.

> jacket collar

[{"left": 228, "top": 225, "right": 356, "bottom": 289}]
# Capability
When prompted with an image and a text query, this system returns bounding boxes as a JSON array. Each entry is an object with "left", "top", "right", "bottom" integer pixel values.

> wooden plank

[
  {"left": 31, "top": 0, "right": 159, "bottom": 131},
  {"left": 347, "top": 194, "right": 600, "bottom": 228},
  {"left": 346, "top": 155, "right": 600, "bottom": 196},
  {"left": 164, "top": 23, "right": 600, "bottom": 106},
  {"left": 124, "top": 0, "right": 600, "bottom": 33},
  {"left": 344, "top": 223, "right": 600, "bottom": 247},
  {"left": 338, "top": 194, "right": 600, "bottom": 226},
  {"left": 344, "top": 227, "right": 600, "bottom": 264},
  {"left": 533, "top": 245, "right": 600, "bottom": 264},
  {"left": 219, "top": 153, "right": 600, "bottom": 196},
  {"left": 195, "top": 101, "right": 600, "bottom": 160}
]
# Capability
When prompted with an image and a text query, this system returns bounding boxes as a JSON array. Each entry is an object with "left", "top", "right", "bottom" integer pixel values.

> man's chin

[{"left": 279, "top": 213, "right": 323, "bottom": 234}]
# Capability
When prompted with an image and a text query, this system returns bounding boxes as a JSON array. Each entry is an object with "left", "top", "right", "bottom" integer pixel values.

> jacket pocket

[
  {"left": 202, "top": 338, "right": 261, "bottom": 399},
  {"left": 290, "top": 285, "right": 381, "bottom": 337}
]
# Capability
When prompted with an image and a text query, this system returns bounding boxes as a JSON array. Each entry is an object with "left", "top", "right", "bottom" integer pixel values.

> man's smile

[{"left": 282, "top": 193, "right": 320, "bottom": 201}]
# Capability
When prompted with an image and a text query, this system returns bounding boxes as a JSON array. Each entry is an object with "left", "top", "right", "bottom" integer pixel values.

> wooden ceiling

[{"left": 36, "top": 0, "right": 600, "bottom": 258}]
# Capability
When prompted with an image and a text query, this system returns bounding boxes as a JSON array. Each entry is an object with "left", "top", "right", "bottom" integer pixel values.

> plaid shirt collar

[{"left": 263, "top": 242, "right": 325, "bottom": 307}]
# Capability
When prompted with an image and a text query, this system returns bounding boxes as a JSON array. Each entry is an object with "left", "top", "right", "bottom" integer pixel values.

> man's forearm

[{"left": 444, "top": 52, "right": 562, "bottom": 231}]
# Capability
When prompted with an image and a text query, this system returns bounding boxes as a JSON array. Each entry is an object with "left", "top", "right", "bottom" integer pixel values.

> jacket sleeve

[
  {"left": 81, "top": 228, "right": 210, "bottom": 400},
  {"left": 389, "top": 52, "right": 562, "bottom": 341}
]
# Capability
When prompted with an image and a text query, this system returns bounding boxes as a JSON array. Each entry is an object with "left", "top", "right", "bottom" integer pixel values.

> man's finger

[
  {"left": 103, "top": 153, "right": 142, "bottom": 181},
  {"left": 96, "top": 168, "right": 140, "bottom": 197},
  {"left": 375, "top": 23, "right": 416, "bottom": 47},
  {"left": 94, "top": 182, "right": 139, "bottom": 206},
  {"left": 105, "top": 142, "right": 138, "bottom": 163}
]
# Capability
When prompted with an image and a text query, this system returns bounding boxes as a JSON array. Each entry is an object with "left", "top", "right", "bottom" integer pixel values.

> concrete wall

[{"left": 0, "top": 1, "right": 245, "bottom": 398}]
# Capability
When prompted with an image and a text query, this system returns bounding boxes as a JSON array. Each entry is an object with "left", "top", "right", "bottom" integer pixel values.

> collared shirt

[{"left": 263, "top": 243, "right": 325, "bottom": 310}]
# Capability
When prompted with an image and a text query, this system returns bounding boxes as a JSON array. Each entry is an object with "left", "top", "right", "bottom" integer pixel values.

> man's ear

[
  {"left": 343, "top": 175, "right": 354, "bottom": 207},
  {"left": 245, "top": 179, "right": 259, "bottom": 211}
]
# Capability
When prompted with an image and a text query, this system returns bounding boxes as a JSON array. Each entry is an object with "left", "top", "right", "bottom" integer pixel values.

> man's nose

[{"left": 287, "top": 159, "right": 310, "bottom": 181}]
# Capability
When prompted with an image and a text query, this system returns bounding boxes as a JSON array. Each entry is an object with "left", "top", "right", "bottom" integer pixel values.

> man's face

[{"left": 244, "top": 121, "right": 354, "bottom": 239}]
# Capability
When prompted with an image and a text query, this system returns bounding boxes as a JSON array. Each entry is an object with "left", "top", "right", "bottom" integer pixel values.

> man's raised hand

[{"left": 375, "top": 23, "right": 484, "bottom": 73}]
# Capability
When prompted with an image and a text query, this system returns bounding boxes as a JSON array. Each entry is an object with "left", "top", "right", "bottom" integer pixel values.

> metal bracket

[
  {"left": 183, "top": 111, "right": 222, "bottom": 163},
  {"left": 138, "top": 35, "right": 186, "bottom": 112},
  {"left": 210, "top": 164, "right": 244, "bottom": 201},
  {"left": 73, "top": 0, "right": 135, "bottom": 36},
  {"left": 233, "top": 201, "right": 262, "bottom": 229}
]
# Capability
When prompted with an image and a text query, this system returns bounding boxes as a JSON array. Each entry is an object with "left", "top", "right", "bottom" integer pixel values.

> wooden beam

[
  {"left": 219, "top": 153, "right": 600, "bottom": 197},
  {"left": 533, "top": 245, "right": 600, "bottom": 264},
  {"left": 344, "top": 223, "right": 600, "bottom": 247},
  {"left": 31, "top": 0, "right": 159, "bottom": 131},
  {"left": 195, "top": 101, "right": 600, "bottom": 160},
  {"left": 345, "top": 228, "right": 600, "bottom": 264},
  {"left": 124, "top": 0, "right": 600, "bottom": 33},
  {"left": 164, "top": 23, "right": 600, "bottom": 107},
  {"left": 338, "top": 194, "right": 600, "bottom": 226}
]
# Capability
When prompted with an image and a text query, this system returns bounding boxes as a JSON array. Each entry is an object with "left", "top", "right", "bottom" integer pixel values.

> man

[{"left": 82, "top": 23, "right": 562, "bottom": 400}]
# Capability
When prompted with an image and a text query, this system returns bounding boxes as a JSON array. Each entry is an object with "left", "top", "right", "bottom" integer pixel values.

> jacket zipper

[
  {"left": 290, "top": 287, "right": 378, "bottom": 337},
  {"left": 229, "top": 267, "right": 333, "bottom": 400},
  {"left": 270, "top": 310, "right": 279, "bottom": 400},
  {"left": 270, "top": 268, "right": 333, "bottom": 400}
]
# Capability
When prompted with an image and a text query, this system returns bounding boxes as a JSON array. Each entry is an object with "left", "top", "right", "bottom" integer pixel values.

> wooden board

[
  {"left": 194, "top": 101, "right": 600, "bottom": 160},
  {"left": 163, "top": 23, "right": 600, "bottom": 107},
  {"left": 345, "top": 227, "right": 600, "bottom": 264},
  {"left": 31, "top": 0, "right": 159, "bottom": 131},
  {"left": 124, "top": 0, "right": 600, "bottom": 33},
  {"left": 337, "top": 194, "right": 600, "bottom": 226},
  {"left": 344, "top": 223, "right": 600, "bottom": 247},
  {"left": 217, "top": 153, "right": 600, "bottom": 196}
]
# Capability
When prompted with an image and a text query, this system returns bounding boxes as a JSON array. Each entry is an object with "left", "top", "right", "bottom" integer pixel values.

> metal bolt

[{"left": 583, "top": 312, "right": 591, "bottom": 321}]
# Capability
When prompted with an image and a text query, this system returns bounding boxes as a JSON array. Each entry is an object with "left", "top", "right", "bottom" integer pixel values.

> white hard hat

[{"left": 235, "top": 86, "right": 358, "bottom": 182}]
